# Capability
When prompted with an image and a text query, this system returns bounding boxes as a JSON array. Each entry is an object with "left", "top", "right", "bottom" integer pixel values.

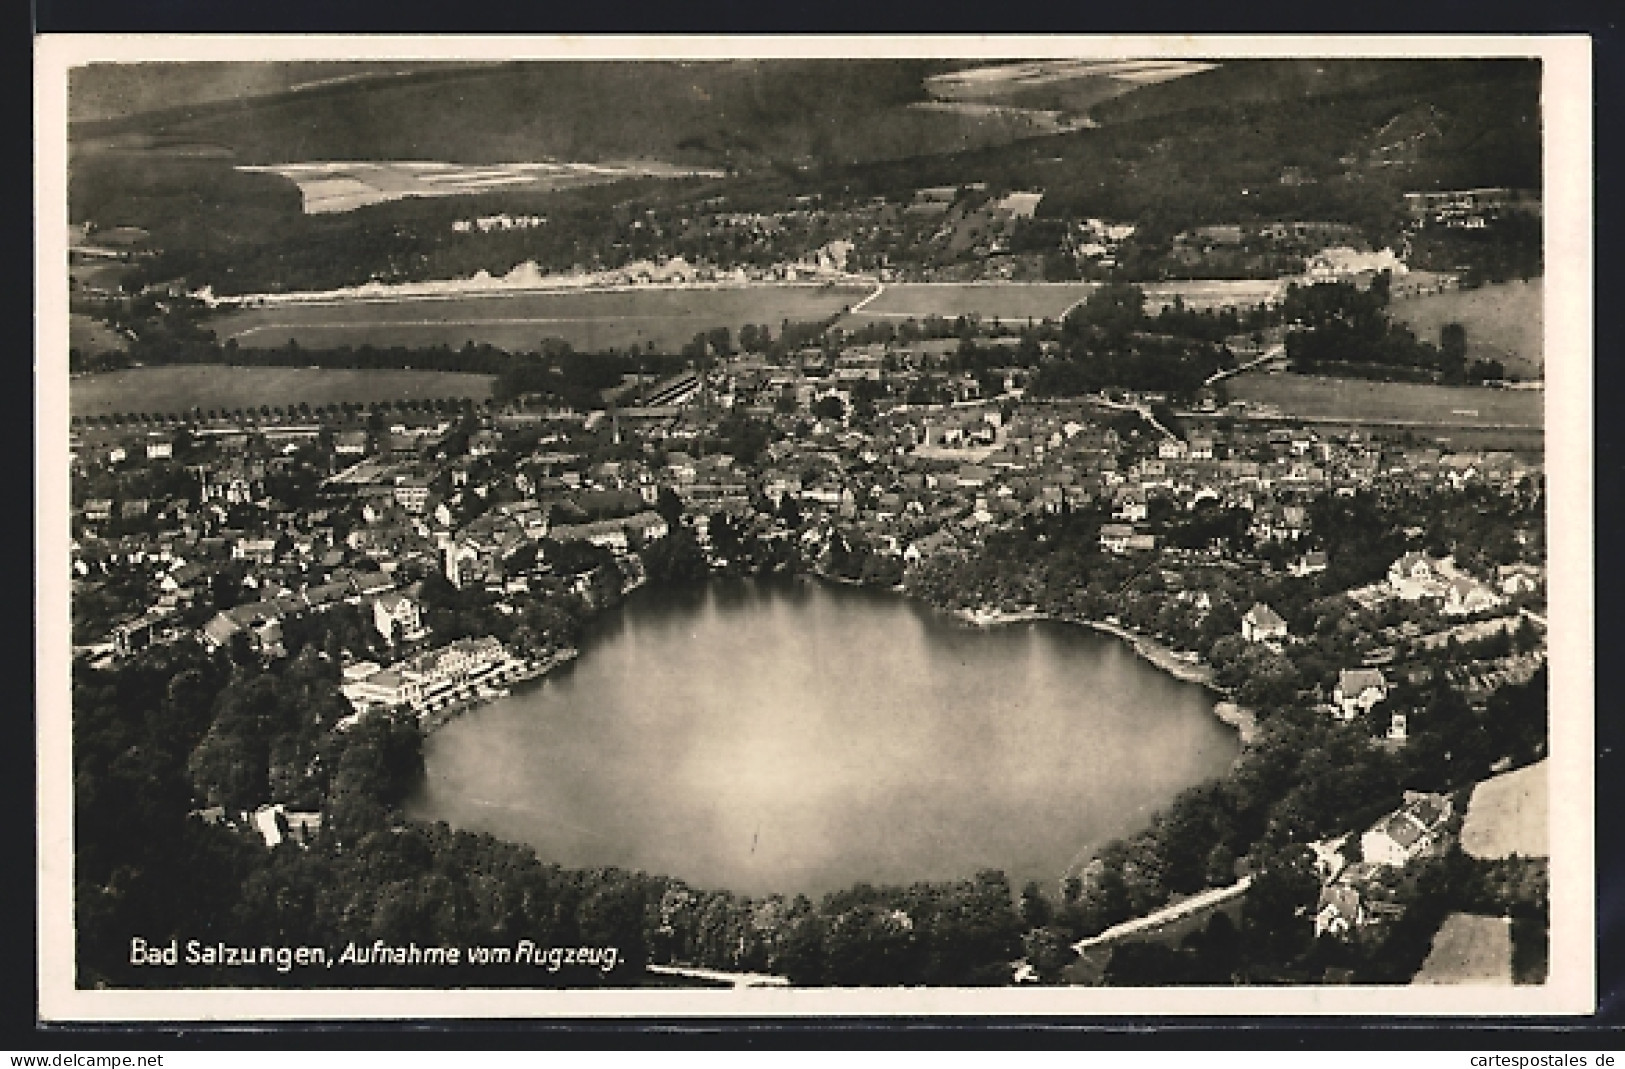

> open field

[
  {"left": 213, "top": 283, "right": 872, "bottom": 355},
  {"left": 69, "top": 313, "right": 128, "bottom": 353},
  {"left": 1390, "top": 279, "right": 1543, "bottom": 379},
  {"left": 1142, "top": 279, "right": 1290, "bottom": 312},
  {"left": 70, "top": 365, "right": 493, "bottom": 418},
  {"left": 925, "top": 59, "right": 1216, "bottom": 111},
  {"left": 1225, "top": 372, "right": 1543, "bottom": 430},
  {"left": 238, "top": 159, "right": 726, "bottom": 214},
  {"left": 841, "top": 279, "right": 1289, "bottom": 328},
  {"left": 1414, "top": 913, "right": 1513, "bottom": 984},
  {"left": 1461, "top": 759, "right": 1548, "bottom": 860},
  {"left": 69, "top": 260, "right": 138, "bottom": 294}
]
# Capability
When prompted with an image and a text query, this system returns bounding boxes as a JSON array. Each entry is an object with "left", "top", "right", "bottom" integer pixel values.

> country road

[
  {"left": 847, "top": 280, "right": 887, "bottom": 314},
  {"left": 1205, "top": 343, "right": 1286, "bottom": 387},
  {"left": 1088, "top": 395, "right": 1179, "bottom": 441},
  {"left": 1073, "top": 875, "right": 1254, "bottom": 952}
]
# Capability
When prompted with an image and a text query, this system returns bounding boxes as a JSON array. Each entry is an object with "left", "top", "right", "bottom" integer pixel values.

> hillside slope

[{"left": 73, "top": 60, "right": 1068, "bottom": 170}]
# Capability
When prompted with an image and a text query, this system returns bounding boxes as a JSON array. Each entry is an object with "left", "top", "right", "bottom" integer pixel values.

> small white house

[{"left": 373, "top": 591, "right": 427, "bottom": 645}]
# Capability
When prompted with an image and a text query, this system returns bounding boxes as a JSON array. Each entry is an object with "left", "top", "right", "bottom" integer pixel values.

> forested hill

[
  {"left": 1083, "top": 59, "right": 1526, "bottom": 127},
  {"left": 809, "top": 59, "right": 1540, "bottom": 235},
  {"left": 71, "top": 60, "right": 1055, "bottom": 170},
  {"left": 67, "top": 62, "right": 482, "bottom": 124},
  {"left": 68, "top": 59, "right": 1542, "bottom": 298}
]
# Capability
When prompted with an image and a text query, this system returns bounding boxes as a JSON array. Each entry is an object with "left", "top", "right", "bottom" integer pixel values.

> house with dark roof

[
  {"left": 1099, "top": 523, "right": 1138, "bottom": 554},
  {"left": 1289, "top": 550, "right": 1329, "bottom": 577},
  {"left": 349, "top": 571, "right": 396, "bottom": 599},
  {"left": 1241, "top": 602, "right": 1288, "bottom": 643},
  {"left": 1333, "top": 667, "right": 1388, "bottom": 721},
  {"left": 200, "top": 600, "right": 286, "bottom": 655}
]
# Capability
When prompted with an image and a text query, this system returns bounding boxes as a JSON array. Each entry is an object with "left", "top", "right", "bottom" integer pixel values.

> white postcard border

[{"left": 34, "top": 33, "right": 1595, "bottom": 1021}]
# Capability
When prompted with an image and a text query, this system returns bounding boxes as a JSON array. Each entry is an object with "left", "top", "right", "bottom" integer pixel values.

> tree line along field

[
  {"left": 1388, "top": 279, "right": 1544, "bottom": 380},
  {"left": 1224, "top": 372, "right": 1543, "bottom": 429},
  {"left": 210, "top": 284, "right": 873, "bottom": 355},
  {"left": 69, "top": 365, "right": 494, "bottom": 420},
  {"left": 843, "top": 282, "right": 1099, "bottom": 324},
  {"left": 839, "top": 279, "right": 1290, "bottom": 328}
]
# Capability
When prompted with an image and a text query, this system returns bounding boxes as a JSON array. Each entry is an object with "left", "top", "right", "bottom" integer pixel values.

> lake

[{"left": 408, "top": 579, "right": 1238, "bottom": 898}]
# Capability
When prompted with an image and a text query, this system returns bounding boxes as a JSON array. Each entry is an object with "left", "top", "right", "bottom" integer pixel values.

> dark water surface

[{"left": 408, "top": 579, "right": 1237, "bottom": 897}]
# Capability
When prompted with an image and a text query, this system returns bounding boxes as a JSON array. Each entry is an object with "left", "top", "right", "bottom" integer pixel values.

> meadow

[
  {"left": 213, "top": 283, "right": 872, "bottom": 355},
  {"left": 1460, "top": 760, "right": 1547, "bottom": 860},
  {"left": 1389, "top": 278, "right": 1544, "bottom": 379},
  {"left": 1412, "top": 913, "right": 1513, "bottom": 984},
  {"left": 1224, "top": 372, "right": 1542, "bottom": 430},
  {"left": 69, "top": 365, "right": 494, "bottom": 419},
  {"left": 239, "top": 159, "right": 725, "bottom": 215}
]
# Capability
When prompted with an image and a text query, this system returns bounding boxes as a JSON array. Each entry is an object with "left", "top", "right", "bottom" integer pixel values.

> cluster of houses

[
  {"left": 72, "top": 369, "right": 1542, "bottom": 687},
  {"left": 1401, "top": 187, "right": 1541, "bottom": 230},
  {"left": 1385, "top": 552, "right": 1508, "bottom": 617},
  {"left": 1233, "top": 541, "right": 1546, "bottom": 744},
  {"left": 1311, "top": 791, "right": 1458, "bottom": 939},
  {"left": 197, "top": 570, "right": 402, "bottom": 657},
  {"left": 71, "top": 322, "right": 1546, "bottom": 787}
]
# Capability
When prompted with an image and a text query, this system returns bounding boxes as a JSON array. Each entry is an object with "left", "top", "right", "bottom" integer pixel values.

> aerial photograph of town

[{"left": 46, "top": 43, "right": 1580, "bottom": 1008}]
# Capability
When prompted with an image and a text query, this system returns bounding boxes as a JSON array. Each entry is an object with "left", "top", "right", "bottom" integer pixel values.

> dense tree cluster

[
  {"left": 1017, "top": 285, "right": 1234, "bottom": 402},
  {"left": 1406, "top": 214, "right": 1542, "bottom": 285},
  {"left": 1279, "top": 277, "right": 1511, "bottom": 385}
]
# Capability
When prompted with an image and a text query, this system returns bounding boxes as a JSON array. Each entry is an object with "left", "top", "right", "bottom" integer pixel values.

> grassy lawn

[
  {"left": 1225, "top": 372, "right": 1543, "bottom": 429},
  {"left": 1460, "top": 759, "right": 1548, "bottom": 860},
  {"left": 841, "top": 279, "right": 1287, "bottom": 328},
  {"left": 70, "top": 365, "right": 494, "bottom": 418},
  {"left": 1390, "top": 279, "right": 1543, "bottom": 379},
  {"left": 1413, "top": 913, "right": 1513, "bottom": 984},
  {"left": 212, "top": 283, "right": 871, "bottom": 355}
]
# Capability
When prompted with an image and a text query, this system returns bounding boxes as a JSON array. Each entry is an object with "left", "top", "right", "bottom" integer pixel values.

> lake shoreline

[
  {"left": 947, "top": 602, "right": 1261, "bottom": 746},
  {"left": 414, "top": 572, "right": 1240, "bottom": 898},
  {"left": 422, "top": 568, "right": 1259, "bottom": 752}
]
